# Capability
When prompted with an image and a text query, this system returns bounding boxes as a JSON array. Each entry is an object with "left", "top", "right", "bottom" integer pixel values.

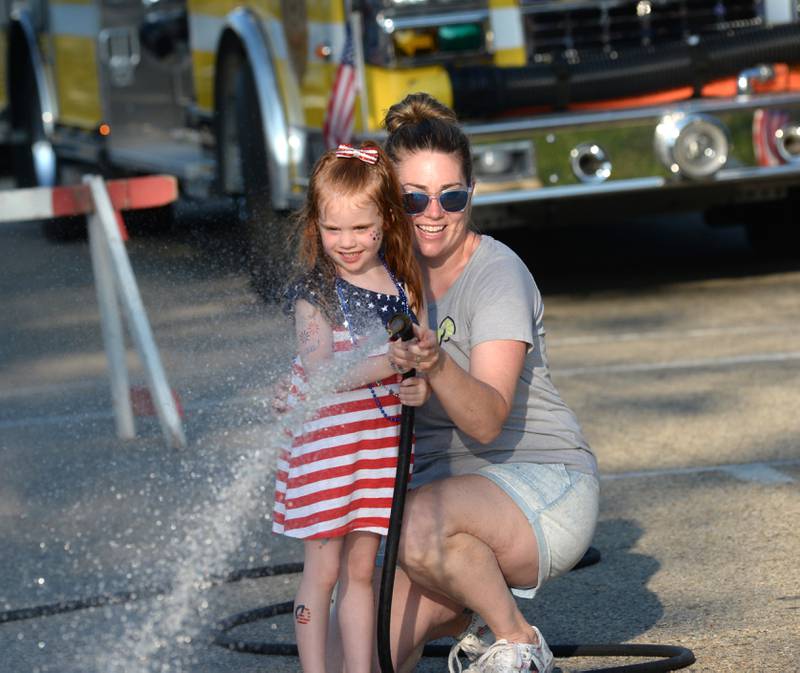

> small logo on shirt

[{"left": 437, "top": 316, "right": 456, "bottom": 345}]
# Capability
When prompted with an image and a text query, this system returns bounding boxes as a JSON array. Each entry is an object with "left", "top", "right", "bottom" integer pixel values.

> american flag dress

[{"left": 272, "top": 281, "right": 415, "bottom": 540}]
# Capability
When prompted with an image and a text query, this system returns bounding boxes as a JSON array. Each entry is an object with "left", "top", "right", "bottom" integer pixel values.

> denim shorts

[{"left": 477, "top": 462, "right": 600, "bottom": 599}]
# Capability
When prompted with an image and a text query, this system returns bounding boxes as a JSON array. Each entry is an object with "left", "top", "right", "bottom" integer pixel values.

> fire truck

[{"left": 2, "top": 0, "right": 800, "bottom": 294}]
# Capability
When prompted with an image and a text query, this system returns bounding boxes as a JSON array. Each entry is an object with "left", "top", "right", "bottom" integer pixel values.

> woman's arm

[{"left": 390, "top": 326, "right": 526, "bottom": 444}]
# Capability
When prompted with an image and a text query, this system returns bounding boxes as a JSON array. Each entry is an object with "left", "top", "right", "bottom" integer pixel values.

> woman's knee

[{"left": 398, "top": 490, "right": 445, "bottom": 572}]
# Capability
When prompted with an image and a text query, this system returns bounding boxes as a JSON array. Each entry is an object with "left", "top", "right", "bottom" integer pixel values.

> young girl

[{"left": 272, "top": 142, "right": 428, "bottom": 673}]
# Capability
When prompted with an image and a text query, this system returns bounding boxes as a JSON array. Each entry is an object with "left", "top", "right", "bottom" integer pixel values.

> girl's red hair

[{"left": 291, "top": 142, "right": 423, "bottom": 322}]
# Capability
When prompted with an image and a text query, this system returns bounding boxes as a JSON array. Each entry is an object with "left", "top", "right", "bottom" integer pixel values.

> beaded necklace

[{"left": 335, "top": 260, "right": 409, "bottom": 424}]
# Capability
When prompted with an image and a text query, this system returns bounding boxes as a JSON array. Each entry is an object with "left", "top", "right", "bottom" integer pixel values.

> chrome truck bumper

[{"left": 463, "top": 90, "right": 800, "bottom": 219}]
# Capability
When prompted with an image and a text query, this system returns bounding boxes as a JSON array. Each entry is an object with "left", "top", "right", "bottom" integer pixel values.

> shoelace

[
  {"left": 448, "top": 632, "right": 486, "bottom": 673},
  {"left": 469, "top": 639, "right": 527, "bottom": 673}
]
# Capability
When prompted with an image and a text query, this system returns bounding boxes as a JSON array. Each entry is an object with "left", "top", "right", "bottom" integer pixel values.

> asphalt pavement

[{"left": 1, "top": 207, "right": 798, "bottom": 673}]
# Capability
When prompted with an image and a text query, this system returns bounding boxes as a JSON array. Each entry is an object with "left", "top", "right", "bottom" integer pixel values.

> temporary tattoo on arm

[
  {"left": 298, "top": 320, "right": 321, "bottom": 356},
  {"left": 295, "top": 604, "right": 311, "bottom": 624}
]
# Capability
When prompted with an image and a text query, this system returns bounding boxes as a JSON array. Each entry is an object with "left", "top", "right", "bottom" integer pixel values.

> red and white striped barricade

[{"left": 0, "top": 175, "right": 186, "bottom": 449}]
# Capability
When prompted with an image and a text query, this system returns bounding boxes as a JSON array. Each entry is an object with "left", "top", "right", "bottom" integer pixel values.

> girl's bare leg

[
  {"left": 296, "top": 538, "right": 343, "bottom": 672},
  {"left": 326, "top": 542, "right": 472, "bottom": 673},
  {"left": 337, "top": 531, "right": 382, "bottom": 673}
]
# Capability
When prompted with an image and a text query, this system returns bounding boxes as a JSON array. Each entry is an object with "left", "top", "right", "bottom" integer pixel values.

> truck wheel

[
  {"left": 11, "top": 51, "right": 85, "bottom": 241},
  {"left": 234, "top": 62, "right": 292, "bottom": 302}
]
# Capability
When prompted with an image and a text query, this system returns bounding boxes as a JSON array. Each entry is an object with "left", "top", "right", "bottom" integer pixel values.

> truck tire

[
  {"left": 11, "top": 48, "right": 85, "bottom": 241},
  {"left": 234, "top": 61, "right": 292, "bottom": 302}
]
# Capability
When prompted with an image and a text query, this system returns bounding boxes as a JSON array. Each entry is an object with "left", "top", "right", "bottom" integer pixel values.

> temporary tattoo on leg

[{"left": 295, "top": 604, "right": 311, "bottom": 624}]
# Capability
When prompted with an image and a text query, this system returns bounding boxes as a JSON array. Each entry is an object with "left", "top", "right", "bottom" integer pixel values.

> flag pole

[{"left": 349, "top": 9, "right": 370, "bottom": 135}]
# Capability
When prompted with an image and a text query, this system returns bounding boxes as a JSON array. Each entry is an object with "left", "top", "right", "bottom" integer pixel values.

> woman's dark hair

[{"left": 382, "top": 92, "right": 473, "bottom": 186}]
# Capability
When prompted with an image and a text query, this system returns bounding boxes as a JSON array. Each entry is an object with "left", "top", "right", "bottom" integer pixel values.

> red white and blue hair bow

[{"left": 335, "top": 144, "right": 379, "bottom": 165}]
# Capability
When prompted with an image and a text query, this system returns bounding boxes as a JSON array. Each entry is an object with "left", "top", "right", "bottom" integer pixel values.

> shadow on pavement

[
  {"left": 530, "top": 518, "right": 662, "bottom": 646},
  {"left": 491, "top": 214, "right": 800, "bottom": 296}
]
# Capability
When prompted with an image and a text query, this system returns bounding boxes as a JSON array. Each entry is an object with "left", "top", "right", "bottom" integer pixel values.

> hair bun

[{"left": 383, "top": 92, "right": 458, "bottom": 133}]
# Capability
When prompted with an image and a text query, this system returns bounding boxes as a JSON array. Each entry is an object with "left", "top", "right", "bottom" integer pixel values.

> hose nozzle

[{"left": 387, "top": 313, "right": 414, "bottom": 342}]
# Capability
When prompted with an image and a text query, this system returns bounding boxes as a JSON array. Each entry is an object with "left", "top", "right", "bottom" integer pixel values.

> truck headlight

[
  {"left": 654, "top": 113, "right": 730, "bottom": 179},
  {"left": 775, "top": 124, "right": 800, "bottom": 164}
]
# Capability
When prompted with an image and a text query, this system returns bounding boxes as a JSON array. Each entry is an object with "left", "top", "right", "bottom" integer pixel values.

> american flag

[{"left": 323, "top": 23, "right": 357, "bottom": 149}]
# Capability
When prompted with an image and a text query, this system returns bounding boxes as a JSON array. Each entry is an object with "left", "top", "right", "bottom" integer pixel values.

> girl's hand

[
  {"left": 270, "top": 375, "right": 291, "bottom": 413},
  {"left": 397, "top": 375, "right": 430, "bottom": 407},
  {"left": 388, "top": 324, "right": 442, "bottom": 375}
]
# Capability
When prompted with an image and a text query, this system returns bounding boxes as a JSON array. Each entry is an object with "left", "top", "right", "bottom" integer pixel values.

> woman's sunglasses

[{"left": 402, "top": 188, "right": 472, "bottom": 216}]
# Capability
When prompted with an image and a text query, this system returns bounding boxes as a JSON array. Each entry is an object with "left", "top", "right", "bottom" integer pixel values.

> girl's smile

[{"left": 319, "top": 196, "right": 385, "bottom": 284}]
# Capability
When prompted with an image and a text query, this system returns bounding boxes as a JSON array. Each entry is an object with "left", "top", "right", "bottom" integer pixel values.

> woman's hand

[
  {"left": 388, "top": 324, "right": 442, "bottom": 375},
  {"left": 397, "top": 375, "right": 430, "bottom": 407}
]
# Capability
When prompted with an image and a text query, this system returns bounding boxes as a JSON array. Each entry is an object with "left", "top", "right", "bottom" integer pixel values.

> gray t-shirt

[{"left": 412, "top": 235, "right": 597, "bottom": 486}]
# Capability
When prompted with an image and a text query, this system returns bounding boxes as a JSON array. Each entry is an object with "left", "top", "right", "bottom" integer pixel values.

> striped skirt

[{"left": 272, "top": 370, "right": 411, "bottom": 539}]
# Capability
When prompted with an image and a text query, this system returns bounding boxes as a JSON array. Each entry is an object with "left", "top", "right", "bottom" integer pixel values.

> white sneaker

[
  {"left": 448, "top": 612, "right": 495, "bottom": 673},
  {"left": 464, "top": 625, "right": 554, "bottom": 673}
]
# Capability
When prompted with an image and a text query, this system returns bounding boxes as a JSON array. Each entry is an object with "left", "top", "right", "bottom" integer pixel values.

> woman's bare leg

[
  {"left": 398, "top": 475, "right": 540, "bottom": 644},
  {"left": 325, "top": 473, "right": 537, "bottom": 671},
  {"left": 296, "top": 538, "right": 343, "bottom": 672},
  {"left": 388, "top": 564, "right": 471, "bottom": 672}
]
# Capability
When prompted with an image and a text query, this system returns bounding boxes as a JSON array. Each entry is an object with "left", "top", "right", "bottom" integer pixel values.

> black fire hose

[
  {"left": 448, "top": 23, "right": 800, "bottom": 117},
  {"left": 377, "top": 312, "right": 418, "bottom": 673}
]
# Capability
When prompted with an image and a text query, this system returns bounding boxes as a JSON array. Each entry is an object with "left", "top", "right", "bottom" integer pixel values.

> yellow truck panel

[{"left": 52, "top": 35, "right": 101, "bottom": 128}]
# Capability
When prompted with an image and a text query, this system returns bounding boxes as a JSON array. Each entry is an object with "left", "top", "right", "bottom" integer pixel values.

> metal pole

[
  {"left": 88, "top": 209, "right": 135, "bottom": 440},
  {"left": 84, "top": 175, "right": 186, "bottom": 449}
]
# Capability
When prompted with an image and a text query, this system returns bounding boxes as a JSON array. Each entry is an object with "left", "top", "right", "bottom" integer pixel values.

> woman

[{"left": 381, "top": 93, "right": 600, "bottom": 673}]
